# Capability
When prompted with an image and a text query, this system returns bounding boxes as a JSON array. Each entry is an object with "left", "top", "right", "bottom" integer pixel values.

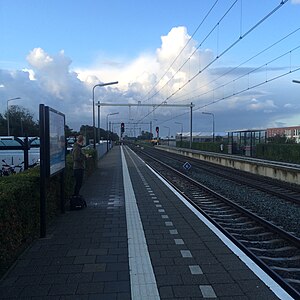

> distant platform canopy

[
  {"left": 0, "top": 136, "right": 40, "bottom": 150},
  {"left": 226, "top": 129, "right": 267, "bottom": 156}
]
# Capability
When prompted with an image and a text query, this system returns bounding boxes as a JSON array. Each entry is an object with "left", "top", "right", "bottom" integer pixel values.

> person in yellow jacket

[{"left": 72, "top": 135, "right": 86, "bottom": 196}]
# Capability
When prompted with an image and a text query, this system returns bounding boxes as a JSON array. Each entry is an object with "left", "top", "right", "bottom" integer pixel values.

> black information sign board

[{"left": 39, "top": 104, "right": 66, "bottom": 238}]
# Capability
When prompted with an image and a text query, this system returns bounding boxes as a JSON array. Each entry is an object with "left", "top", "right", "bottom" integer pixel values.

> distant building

[
  {"left": 267, "top": 126, "right": 300, "bottom": 143},
  {"left": 175, "top": 132, "right": 227, "bottom": 143}
]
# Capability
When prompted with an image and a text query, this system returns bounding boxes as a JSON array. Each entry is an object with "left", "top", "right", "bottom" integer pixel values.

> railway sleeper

[
  {"left": 231, "top": 232, "right": 276, "bottom": 241},
  {"left": 224, "top": 226, "right": 265, "bottom": 234}
]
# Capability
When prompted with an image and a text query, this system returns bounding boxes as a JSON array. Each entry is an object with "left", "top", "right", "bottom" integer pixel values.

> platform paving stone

[
  {"left": 0, "top": 147, "right": 130, "bottom": 299},
  {"left": 0, "top": 146, "right": 283, "bottom": 299},
  {"left": 124, "top": 145, "right": 280, "bottom": 300}
]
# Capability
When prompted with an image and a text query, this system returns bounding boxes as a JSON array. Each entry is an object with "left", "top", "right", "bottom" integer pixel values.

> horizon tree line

[{"left": 0, "top": 105, "right": 119, "bottom": 143}]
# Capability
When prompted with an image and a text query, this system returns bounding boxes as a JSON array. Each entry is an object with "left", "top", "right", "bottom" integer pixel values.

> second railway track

[{"left": 128, "top": 144, "right": 300, "bottom": 299}]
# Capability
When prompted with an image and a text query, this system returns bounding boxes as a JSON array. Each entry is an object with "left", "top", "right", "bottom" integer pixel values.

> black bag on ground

[{"left": 70, "top": 195, "right": 87, "bottom": 210}]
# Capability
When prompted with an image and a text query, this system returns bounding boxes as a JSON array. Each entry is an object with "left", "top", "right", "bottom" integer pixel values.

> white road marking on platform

[
  {"left": 189, "top": 265, "right": 203, "bottom": 275},
  {"left": 165, "top": 221, "right": 173, "bottom": 226},
  {"left": 199, "top": 285, "right": 217, "bottom": 298},
  {"left": 145, "top": 163, "right": 293, "bottom": 300},
  {"left": 174, "top": 239, "right": 184, "bottom": 245},
  {"left": 158, "top": 209, "right": 165, "bottom": 213},
  {"left": 169, "top": 229, "right": 178, "bottom": 235},
  {"left": 181, "top": 250, "right": 192, "bottom": 258},
  {"left": 161, "top": 215, "right": 169, "bottom": 219},
  {"left": 121, "top": 147, "right": 160, "bottom": 300}
]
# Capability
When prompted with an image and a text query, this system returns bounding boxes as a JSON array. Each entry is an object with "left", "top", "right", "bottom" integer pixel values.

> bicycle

[{"left": 1, "top": 159, "right": 24, "bottom": 176}]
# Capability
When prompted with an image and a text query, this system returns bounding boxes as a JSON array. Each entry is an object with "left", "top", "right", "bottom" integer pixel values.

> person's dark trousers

[{"left": 74, "top": 169, "right": 84, "bottom": 196}]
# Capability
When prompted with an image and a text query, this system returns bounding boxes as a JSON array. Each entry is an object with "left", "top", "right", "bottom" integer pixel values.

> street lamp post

[
  {"left": 7, "top": 97, "right": 21, "bottom": 136},
  {"left": 202, "top": 112, "right": 215, "bottom": 142},
  {"left": 175, "top": 122, "right": 183, "bottom": 147},
  {"left": 106, "top": 112, "right": 119, "bottom": 152},
  {"left": 97, "top": 100, "right": 100, "bottom": 143},
  {"left": 92, "top": 81, "right": 118, "bottom": 148},
  {"left": 164, "top": 126, "right": 170, "bottom": 146}
]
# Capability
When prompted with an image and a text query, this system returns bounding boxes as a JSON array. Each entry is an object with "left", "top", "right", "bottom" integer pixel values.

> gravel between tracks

[{"left": 173, "top": 161, "right": 300, "bottom": 238}]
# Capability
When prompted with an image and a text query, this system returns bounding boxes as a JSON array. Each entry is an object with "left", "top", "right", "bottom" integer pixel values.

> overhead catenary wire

[
  {"left": 173, "top": 26, "right": 300, "bottom": 104},
  {"left": 141, "top": 0, "right": 220, "bottom": 104},
  {"left": 154, "top": 45, "right": 300, "bottom": 127},
  {"left": 137, "top": 0, "right": 289, "bottom": 124},
  {"left": 144, "top": 0, "right": 238, "bottom": 105}
]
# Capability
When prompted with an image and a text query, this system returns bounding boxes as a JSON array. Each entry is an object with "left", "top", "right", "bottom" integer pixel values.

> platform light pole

[
  {"left": 92, "top": 81, "right": 118, "bottom": 148},
  {"left": 202, "top": 112, "right": 215, "bottom": 142},
  {"left": 106, "top": 112, "right": 119, "bottom": 152},
  {"left": 7, "top": 97, "right": 21, "bottom": 136},
  {"left": 175, "top": 122, "right": 183, "bottom": 147},
  {"left": 164, "top": 126, "right": 170, "bottom": 146},
  {"left": 97, "top": 100, "right": 100, "bottom": 143}
]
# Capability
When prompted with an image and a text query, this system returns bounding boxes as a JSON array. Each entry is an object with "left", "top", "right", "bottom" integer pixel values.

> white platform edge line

[
  {"left": 126, "top": 146, "right": 293, "bottom": 300},
  {"left": 146, "top": 163, "right": 294, "bottom": 300},
  {"left": 121, "top": 146, "right": 160, "bottom": 300}
]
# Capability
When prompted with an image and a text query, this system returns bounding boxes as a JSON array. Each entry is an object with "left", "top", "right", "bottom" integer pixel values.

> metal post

[
  {"left": 97, "top": 100, "right": 100, "bottom": 143},
  {"left": 190, "top": 103, "right": 193, "bottom": 149},
  {"left": 175, "top": 122, "right": 183, "bottom": 147},
  {"left": 39, "top": 104, "right": 47, "bottom": 238},
  {"left": 60, "top": 170, "right": 65, "bottom": 214},
  {"left": 106, "top": 112, "right": 119, "bottom": 152},
  {"left": 7, "top": 97, "right": 21, "bottom": 136},
  {"left": 92, "top": 81, "right": 118, "bottom": 148},
  {"left": 92, "top": 85, "right": 96, "bottom": 148},
  {"left": 202, "top": 112, "right": 215, "bottom": 142}
]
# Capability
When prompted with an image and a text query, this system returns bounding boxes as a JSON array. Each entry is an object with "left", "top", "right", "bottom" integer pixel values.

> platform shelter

[{"left": 227, "top": 129, "right": 267, "bottom": 156}]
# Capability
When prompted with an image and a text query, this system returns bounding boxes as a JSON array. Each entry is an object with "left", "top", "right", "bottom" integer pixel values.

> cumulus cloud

[
  {"left": 0, "top": 26, "right": 299, "bottom": 132},
  {"left": 247, "top": 98, "right": 277, "bottom": 112},
  {"left": 26, "top": 48, "right": 78, "bottom": 99},
  {"left": 76, "top": 26, "right": 213, "bottom": 103}
]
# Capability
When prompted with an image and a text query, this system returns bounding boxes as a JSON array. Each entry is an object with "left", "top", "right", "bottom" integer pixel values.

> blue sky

[{"left": 1, "top": 0, "right": 300, "bottom": 137}]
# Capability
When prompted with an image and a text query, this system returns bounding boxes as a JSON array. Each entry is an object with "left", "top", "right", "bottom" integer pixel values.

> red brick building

[{"left": 267, "top": 126, "right": 300, "bottom": 143}]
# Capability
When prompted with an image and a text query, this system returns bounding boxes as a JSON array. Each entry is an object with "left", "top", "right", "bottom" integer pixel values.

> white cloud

[
  {"left": 0, "top": 26, "right": 299, "bottom": 133},
  {"left": 291, "top": 0, "right": 300, "bottom": 4},
  {"left": 26, "top": 48, "right": 77, "bottom": 99},
  {"left": 247, "top": 98, "right": 277, "bottom": 112},
  {"left": 76, "top": 26, "right": 213, "bottom": 102},
  {"left": 22, "top": 68, "right": 36, "bottom": 80}
]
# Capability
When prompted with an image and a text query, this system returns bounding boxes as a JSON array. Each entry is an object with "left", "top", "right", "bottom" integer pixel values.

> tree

[
  {"left": 0, "top": 113, "right": 6, "bottom": 136},
  {"left": 3, "top": 105, "right": 39, "bottom": 136},
  {"left": 79, "top": 125, "right": 94, "bottom": 144},
  {"left": 65, "top": 124, "right": 79, "bottom": 137},
  {"left": 137, "top": 130, "right": 153, "bottom": 140},
  {"left": 78, "top": 125, "right": 119, "bottom": 144},
  {"left": 267, "top": 134, "right": 295, "bottom": 144}
]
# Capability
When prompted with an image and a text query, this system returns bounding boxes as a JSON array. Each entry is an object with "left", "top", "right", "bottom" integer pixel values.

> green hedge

[
  {"left": 0, "top": 149, "right": 97, "bottom": 277},
  {"left": 177, "top": 141, "right": 227, "bottom": 153},
  {"left": 256, "top": 143, "right": 300, "bottom": 164},
  {"left": 178, "top": 141, "right": 300, "bottom": 164}
]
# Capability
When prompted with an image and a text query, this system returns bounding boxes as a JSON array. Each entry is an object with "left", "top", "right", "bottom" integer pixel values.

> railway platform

[{"left": 0, "top": 145, "right": 291, "bottom": 299}]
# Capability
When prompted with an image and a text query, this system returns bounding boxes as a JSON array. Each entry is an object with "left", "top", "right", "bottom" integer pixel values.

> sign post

[{"left": 39, "top": 104, "right": 66, "bottom": 238}]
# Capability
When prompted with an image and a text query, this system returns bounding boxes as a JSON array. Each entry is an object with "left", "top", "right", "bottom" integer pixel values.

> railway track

[
  {"left": 133, "top": 145, "right": 300, "bottom": 239},
  {"left": 129, "top": 145, "right": 300, "bottom": 299},
  {"left": 140, "top": 146, "right": 300, "bottom": 205}
]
